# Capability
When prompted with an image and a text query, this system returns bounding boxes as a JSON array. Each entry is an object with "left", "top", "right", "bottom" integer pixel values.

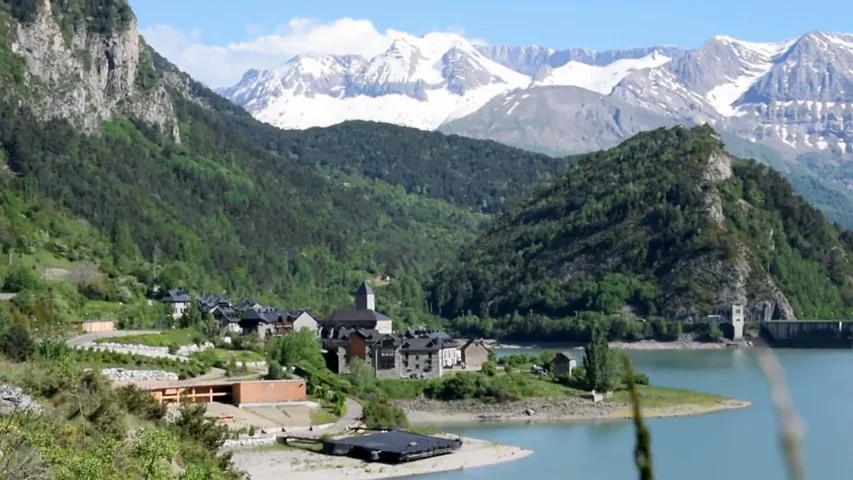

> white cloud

[{"left": 141, "top": 18, "right": 447, "bottom": 88}]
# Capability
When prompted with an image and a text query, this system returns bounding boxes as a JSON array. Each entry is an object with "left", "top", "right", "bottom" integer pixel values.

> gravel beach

[
  {"left": 397, "top": 397, "right": 751, "bottom": 425},
  {"left": 231, "top": 436, "right": 533, "bottom": 480}
]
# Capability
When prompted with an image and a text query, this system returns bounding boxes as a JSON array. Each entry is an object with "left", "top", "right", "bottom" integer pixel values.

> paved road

[
  {"left": 65, "top": 330, "right": 161, "bottom": 347},
  {"left": 65, "top": 330, "right": 187, "bottom": 361}
]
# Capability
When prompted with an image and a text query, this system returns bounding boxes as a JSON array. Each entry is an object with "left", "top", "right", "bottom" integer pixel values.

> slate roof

[
  {"left": 240, "top": 307, "right": 285, "bottom": 324},
  {"left": 331, "top": 327, "right": 398, "bottom": 346},
  {"left": 197, "top": 293, "right": 232, "bottom": 312},
  {"left": 323, "top": 308, "right": 390, "bottom": 323},
  {"left": 161, "top": 289, "right": 191, "bottom": 303},
  {"left": 401, "top": 337, "right": 442, "bottom": 352},
  {"left": 355, "top": 281, "right": 374, "bottom": 296},
  {"left": 235, "top": 299, "right": 262, "bottom": 311},
  {"left": 555, "top": 351, "right": 577, "bottom": 361}
]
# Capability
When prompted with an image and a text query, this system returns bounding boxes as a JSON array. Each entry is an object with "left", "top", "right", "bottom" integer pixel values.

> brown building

[
  {"left": 324, "top": 328, "right": 402, "bottom": 378},
  {"left": 553, "top": 351, "right": 577, "bottom": 377},
  {"left": 138, "top": 378, "right": 307, "bottom": 406},
  {"left": 460, "top": 339, "right": 491, "bottom": 369},
  {"left": 81, "top": 319, "right": 115, "bottom": 333}
]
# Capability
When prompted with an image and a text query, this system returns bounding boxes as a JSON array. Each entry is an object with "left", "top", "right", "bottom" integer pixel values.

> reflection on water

[{"left": 423, "top": 348, "right": 853, "bottom": 480}]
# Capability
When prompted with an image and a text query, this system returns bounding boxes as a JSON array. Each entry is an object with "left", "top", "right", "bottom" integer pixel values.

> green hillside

[
  {"left": 430, "top": 126, "right": 853, "bottom": 334},
  {"left": 0, "top": 0, "right": 512, "bottom": 326}
]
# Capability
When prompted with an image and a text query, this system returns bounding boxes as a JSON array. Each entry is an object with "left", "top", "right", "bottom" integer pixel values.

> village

[
  {"left": 57, "top": 280, "right": 589, "bottom": 479},
  {"left": 156, "top": 280, "right": 496, "bottom": 378}
]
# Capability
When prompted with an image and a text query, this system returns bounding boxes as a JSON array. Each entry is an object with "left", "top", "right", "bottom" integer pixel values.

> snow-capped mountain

[
  {"left": 219, "top": 32, "right": 529, "bottom": 130},
  {"left": 221, "top": 30, "right": 853, "bottom": 158}
]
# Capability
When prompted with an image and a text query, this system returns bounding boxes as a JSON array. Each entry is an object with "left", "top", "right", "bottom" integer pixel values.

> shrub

[
  {"left": 362, "top": 397, "right": 408, "bottom": 430},
  {"left": 0, "top": 325, "right": 35, "bottom": 362},
  {"left": 116, "top": 385, "right": 167, "bottom": 421},
  {"left": 265, "top": 360, "right": 286, "bottom": 380},
  {"left": 2, "top": 264, "right": 39, "bottom": 292}
]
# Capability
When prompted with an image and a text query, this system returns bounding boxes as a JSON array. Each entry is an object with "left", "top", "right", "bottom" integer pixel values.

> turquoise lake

[{"left": 421, "top": 348, "right": 853, "bottom": 479}]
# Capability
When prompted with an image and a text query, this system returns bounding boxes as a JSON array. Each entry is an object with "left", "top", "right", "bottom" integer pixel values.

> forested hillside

[
  {"left": 0, "top": 0, "right": 509, "bottom": 327},
  {"left": 430, "top": 126, "right": 853, "bottom": 337}
]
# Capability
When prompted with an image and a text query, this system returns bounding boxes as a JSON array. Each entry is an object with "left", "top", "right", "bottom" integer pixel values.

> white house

[
  {"left": 161, "top": 289, "right": 191, "bottom": 320},
  {"left": 291, "top": 311, "right": 319, "bottom": 334}
]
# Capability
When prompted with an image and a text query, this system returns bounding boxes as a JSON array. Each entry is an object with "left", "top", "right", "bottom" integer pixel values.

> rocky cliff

[{"left": 2, "top": 0, "right": 177, "bottom": 138}]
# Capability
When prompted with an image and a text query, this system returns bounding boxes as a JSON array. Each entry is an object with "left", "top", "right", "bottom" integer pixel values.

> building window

[{"left": 378, "top": 348, "right": 395, "bottom": 370}]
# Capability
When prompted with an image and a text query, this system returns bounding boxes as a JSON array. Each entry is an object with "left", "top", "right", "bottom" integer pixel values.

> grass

[
  {"left": 81, "top": 300, "right": 128, "bottom": 318},
  {"left": 610, "top": 385, "right": 729, "bottom": 408},
  {"left": 310, "top": 407, "right": 339, "bottom": 426},
  {"left": 192, "top": 348, "right": 265, "bottom": 364},
  {"left": 94, "top": 327, "right": 200, "bottom": 348}
]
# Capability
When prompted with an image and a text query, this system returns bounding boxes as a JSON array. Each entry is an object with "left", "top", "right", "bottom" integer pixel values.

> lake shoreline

[
  {"left": 230, "top": 435, "right": 533, "bottom": 480},
  {"left": 398, "top": 397, "right": 751, "bottom": 426},
  {"left": 495, "top": 339, "right": 739, "bottom": 351}
]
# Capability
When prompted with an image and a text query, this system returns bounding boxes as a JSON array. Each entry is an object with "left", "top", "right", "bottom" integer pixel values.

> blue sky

[
  {"left": 131, "top": 0, "right": 844, "bottom": 49},
  {"left": 131, "top": 0, "right": 849, "bottom": 87}
]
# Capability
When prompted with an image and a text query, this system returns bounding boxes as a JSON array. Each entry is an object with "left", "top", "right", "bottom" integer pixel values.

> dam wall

[{"left": 758, "top": 321, "right": 853, "bottom": 348}]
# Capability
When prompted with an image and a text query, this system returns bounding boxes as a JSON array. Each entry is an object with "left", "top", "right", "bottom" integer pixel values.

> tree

[
  {"left": 2, "top": 264, "right": 39, "bottom": 292},
  {"left": 276, "top": 329, "right": 325, "bottom": 370},
  {"left": 346, "top": 358, "right": 376, "bottom": 396},
  {"left": 583, "top": 323, "right": 612, "bottom": 392},
  {"left": 362, "top": 397, "right": 408, "bottom": 430},
  {"left": 0, "top": 325, "right": 35, "bottom": 362},
  {"left": 179, "top": 298, "right": 202, "bottom": 328}
]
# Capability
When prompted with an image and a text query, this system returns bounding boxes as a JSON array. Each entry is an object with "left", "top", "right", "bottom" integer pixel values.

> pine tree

[{"left": 583, "top": 323, "right": 612, "bottom": 392}]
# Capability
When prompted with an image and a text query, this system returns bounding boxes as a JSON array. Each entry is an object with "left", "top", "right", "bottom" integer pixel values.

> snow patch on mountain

[
  {"left": 253, "top": 83, "right": 520, "bottom": 131},
  {"left": 703, "top": 36, "right": 795, "bottom": 116},
  {"left": 533, "top": 51, "right": 672, "bottom": 94}
]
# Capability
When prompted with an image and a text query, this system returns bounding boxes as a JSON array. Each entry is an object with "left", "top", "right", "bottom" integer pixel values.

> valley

[{"left": 0, "top": 0, "right": 852, "bottom": 479}]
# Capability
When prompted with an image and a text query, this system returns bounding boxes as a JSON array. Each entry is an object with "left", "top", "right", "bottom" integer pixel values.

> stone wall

[
  {"left": 101, "top": 368, "right": 179, "bottom": 382},
  {"left": 72, "top": 341, "right": 214, "bottom": 361}
]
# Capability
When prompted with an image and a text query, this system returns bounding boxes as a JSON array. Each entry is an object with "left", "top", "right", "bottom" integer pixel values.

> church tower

[{"left": 355, "top": 281, "right": 375, "bottom": 311}]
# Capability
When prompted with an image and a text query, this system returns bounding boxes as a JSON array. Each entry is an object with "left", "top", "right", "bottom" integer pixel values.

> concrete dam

[{"left": 756, "top": 321, "right": 853, "bottom": 348}]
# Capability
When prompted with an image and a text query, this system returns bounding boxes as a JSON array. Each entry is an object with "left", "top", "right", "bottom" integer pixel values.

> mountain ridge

[{"left": 429, "top": 125, "right": 853, "bottom": 324}]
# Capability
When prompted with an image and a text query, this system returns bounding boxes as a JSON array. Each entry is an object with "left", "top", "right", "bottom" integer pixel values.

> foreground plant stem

[
  {"left": 623, "top": 356, "right": 653, "bottom": 480},
  {"left": 754, "top": 346, "right": 805, "bottom": 480}
]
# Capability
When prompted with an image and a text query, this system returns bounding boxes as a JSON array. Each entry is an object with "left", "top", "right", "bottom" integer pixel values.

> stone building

[
  {"left": 321, "top": 281, "right": 393, "bottom": 335},
  {"left": 553, "top": 351, "right": 577, "bottom": 377},
  {"left": 460, "top": 339, "right": 492, "bottom": 369},
  {"left": 323, "top": 328, "right": 402, "bottom": 378}
]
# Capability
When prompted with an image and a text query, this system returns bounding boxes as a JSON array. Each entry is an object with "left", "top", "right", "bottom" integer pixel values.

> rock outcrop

[{"left": 9, "top": 0, "right": 177, "bottom": 138}]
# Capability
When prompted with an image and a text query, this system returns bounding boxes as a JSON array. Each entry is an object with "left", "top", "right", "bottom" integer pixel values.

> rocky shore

[{"left": 395, "top": 397, "right": 751, "bottom": 425}]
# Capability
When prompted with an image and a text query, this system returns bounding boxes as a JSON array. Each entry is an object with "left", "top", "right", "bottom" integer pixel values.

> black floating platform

[{"left": 322, "top": 430, "right": 463, "bottom": 464}]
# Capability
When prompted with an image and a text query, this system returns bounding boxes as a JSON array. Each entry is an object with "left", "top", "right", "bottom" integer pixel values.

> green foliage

[
  {"left": 264, "top": 359, "right": 286, "bottom": 380},
  {"left": 431, "top": 126, "right": 853, "bottom": 329},
  {"left": 583, "top": 323, "right": 614, "bottom": 392},
  {"left": 1, "top": 324, "right": 35, "bottom": 361},
  {"left": 361, "top": 397, "right": 409, "bottom": 430},
  {"left": 274, "top": 329, "right": 325, "bottom": 370},
  {"left": 116, "top": 385, "right": 167, "bottom": 422},
  {"left": 3, "top": 263, "right": 40, "bottom": 291},
  {"left": 254, "top": 120, "right": 565, "bottom": 214}
]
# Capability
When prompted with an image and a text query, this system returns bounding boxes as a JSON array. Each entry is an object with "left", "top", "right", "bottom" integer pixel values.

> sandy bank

[
  {"left": 400, "top": 398, "right": 751, "bottom": 426},
  {"left": 496, "top": 339, "right": 737, "bottom": 351},
  {"left": 230, "top": 436, "right": 533, "bottom": 480}
]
